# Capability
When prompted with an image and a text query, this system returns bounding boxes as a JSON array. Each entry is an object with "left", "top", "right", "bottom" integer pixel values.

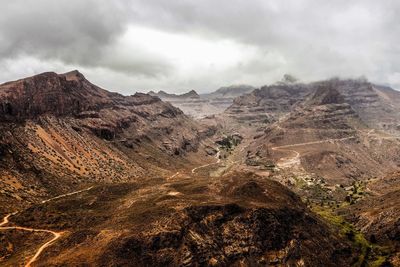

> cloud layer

[{"left": 0, "top": 0, "right": 399, "bottom": 93}]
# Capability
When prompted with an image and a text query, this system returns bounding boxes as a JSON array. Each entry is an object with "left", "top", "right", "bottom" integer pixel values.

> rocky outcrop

[
  {"left": 304, "top": 82, "right": 345, "bottom": 106},
  {"left": 0, "top": 71, "right": 110, "bottom": 121},
  {"left": 105, "top": 205, "right": 354, "bottom": 266},
  {"left": 0, "top": 71, "right": 170, "bottom": 122}
]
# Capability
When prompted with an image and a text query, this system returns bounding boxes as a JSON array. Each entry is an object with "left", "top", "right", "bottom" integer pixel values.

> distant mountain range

[
  {"left": 148, "top": 89, "right": 200, "bottom": 99},
  {"left": 145, "top": 85, "right": 256, "bottom": 118}
]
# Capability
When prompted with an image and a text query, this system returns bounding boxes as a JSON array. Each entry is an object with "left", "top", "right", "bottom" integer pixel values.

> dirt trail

[
  {"left": 0, "top": 222, "right": 62, "bottom": 267},
  {"left": 0, "top": 186, "right": 94, "bottom": 266},
  {"left": 168, "top": 171, "right": 180, "bottom": 180},
  {"left": 365, "top": 128, "right": 400, "bottom": 140},
  {"left": 41, "top": 186, "right": 94, "bottom": 204},
  {"left": 271, "top": 137, "right": 355, "bottom": 169},
  {"left": 191, "top": 148, "right": 221, "bottom": 173},
  {"left": 272, "top": 137, "right": 355, "bottom": 150},
  {"left": 272, "top": 147, "right": 300, "bottom": 168},
  {"left": 0, "top": 212, "right": 17, "bottom": 227}
]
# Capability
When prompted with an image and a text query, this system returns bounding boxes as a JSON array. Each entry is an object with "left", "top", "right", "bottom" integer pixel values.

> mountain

[
  {"left": 149, "top": 89, "right": 214, "bottom": 118},
  {"left": 0, "top": 70, "right": 120, "bottom": 121},
  {"left": 148, "top": 89, "right": 200, "bottom": 99},
  {"left": 242, "top": 79, "right": 400, "bottom": 185},
  {"left": 331, "top": 79, "right": 400, "bottom": 134},
  {"left": 145, "top": 85, "right": 256, "bottom": 119},
  {"left": 225, "top": 83, "right": 310, "bottom": 123},
  {"left": 0, "top": 71, "right": 209, "bottom": 213},
  {"left": 226, "top": 78, "right": 400, "bottom": 134},
  {"left": 280, "top": 81, "right": 361, "bottom": 138},
  {"left": 203, "top": 84, "right": 255, "bottom": 98}
]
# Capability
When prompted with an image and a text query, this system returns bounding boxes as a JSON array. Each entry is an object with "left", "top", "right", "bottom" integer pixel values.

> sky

[{"left": 0, "top": 0, "right": 399, "bottom": 94}]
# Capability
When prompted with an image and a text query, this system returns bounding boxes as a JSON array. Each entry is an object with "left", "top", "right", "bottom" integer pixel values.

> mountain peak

[
  {"left": 282, "top": 74, "right": 298, "bottom": 84},
  {"left": 0, "top": 71, "right": 115, "bottom": 121},
  {"left": 183, "top": 90, "right": 199, "bottom": 98},
  {"left": 61, "top": 70, "right": 88, "bottom": 82},
  {"left": 306, "top": 83, "right": 345, "bottom": 106}
]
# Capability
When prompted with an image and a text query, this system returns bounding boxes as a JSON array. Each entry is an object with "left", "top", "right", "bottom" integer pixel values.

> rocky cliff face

[
  {"left": 226, "top": 83, "right": 310, "bottom": 123},
  {"left": 0, "top": 71, "right": 121, "bottom": 121},
  {"left": 226, "top": 79, "right": 400, "bottom": 133},
  {"left": 304, "top": 82, "right": 345, "bottom": 106},
  {"left": 283, "top": 83, "right": 360, "bottom": 134},
  {"left": 333, "top": 79, "right": 400, "bottom": 134}
]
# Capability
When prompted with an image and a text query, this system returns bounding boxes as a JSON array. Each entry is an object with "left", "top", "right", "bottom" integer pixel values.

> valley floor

[{"left": 0, "top": 124, "right": 399, "bottom": 266}]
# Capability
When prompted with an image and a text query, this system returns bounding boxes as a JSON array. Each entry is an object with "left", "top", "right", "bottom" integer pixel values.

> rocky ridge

[{"left": 226, "top": 78, "right": 400, "bottom": 134}]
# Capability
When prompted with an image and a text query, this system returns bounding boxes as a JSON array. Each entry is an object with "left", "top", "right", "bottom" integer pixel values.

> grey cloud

[
  {"left": 129, "top": 0, "right": 397, "bottom": 46},
  {"left": 0, "top": 0, "right": 170, "bottom": 78},
  {"left": 0, "top": 1, "right": 125, "bottom": 61},
  {"left": 0, "top": 1, "right": 399, "bottom": 92},
  {"left": 129, "top": 0, "right": 400, "bottom": 86}
]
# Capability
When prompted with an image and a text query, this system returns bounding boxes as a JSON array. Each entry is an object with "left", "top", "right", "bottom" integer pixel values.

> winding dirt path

[
  {"left": 272, "top": 137, "right": 355, "bottom": 150},
  {"left": 191, "top": 148, "right": 221, "bottom": 173},
  {"left": 271, "top": 137, "right": 355, "bottom": 168},
  {"left": 0, "top": 221, "right": 62, "bottom": 267},
  {"left": 0, "top": 186, "right": 94, "bottom": 266},
  {"left": 272, "top": 147, "right": 300, "bottom": 168},
  {"left": 0, "top": 212, "right": 17, "bottom": 227}
]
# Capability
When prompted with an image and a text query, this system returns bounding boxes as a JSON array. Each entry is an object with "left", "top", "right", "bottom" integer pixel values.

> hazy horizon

[{"left": 1, "top": 0, "right": 399, "bottom": 94}]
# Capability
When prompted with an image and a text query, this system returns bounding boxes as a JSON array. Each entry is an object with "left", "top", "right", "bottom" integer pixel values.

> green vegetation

[
  {"left": 264, "top": 161, "right": 276, "bottom": 171},
  {"left": 295, "top": 177, "right": 307, "bottom": 189},
  {"left": 345, "top": 181, "right": 369, "bottom": 205},
  {"left": 216, "top": 134, "right": 243, "bottom": 151},
  {"left": 312, "top": 206, "right": 390, "bottom": 267}
]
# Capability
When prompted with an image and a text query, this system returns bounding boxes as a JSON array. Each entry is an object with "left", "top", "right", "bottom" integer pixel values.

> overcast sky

[{"left": 0, "top": 0, "right": 399, "bottom": 94}]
